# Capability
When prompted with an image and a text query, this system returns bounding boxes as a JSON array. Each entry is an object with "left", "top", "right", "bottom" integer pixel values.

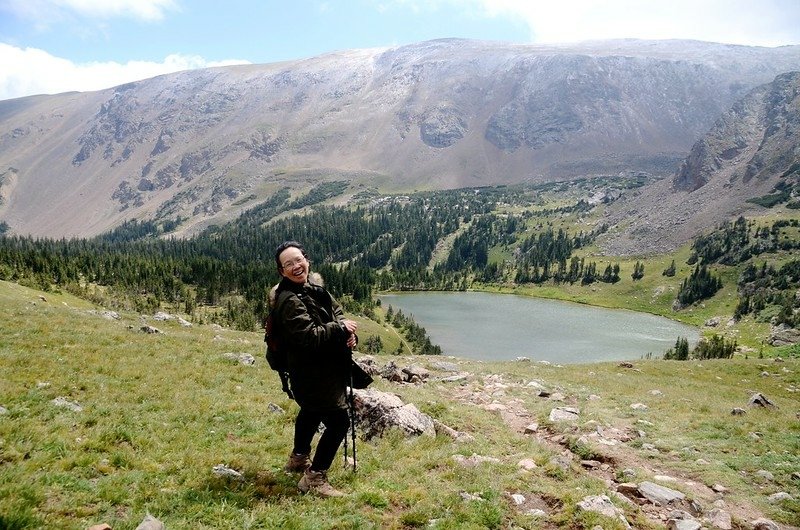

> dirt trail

[{"left": 441, "top": 372, "right": 796, "bottom": 530}]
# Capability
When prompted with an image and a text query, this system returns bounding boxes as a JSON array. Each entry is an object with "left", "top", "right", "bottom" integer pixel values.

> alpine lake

[{"left": 379, "top": 291, "right": 700, "bottom": 364}]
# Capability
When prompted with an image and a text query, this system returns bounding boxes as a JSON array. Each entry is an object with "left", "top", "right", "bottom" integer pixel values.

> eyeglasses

[{"left": 281, "top": 256, "right": 306, "bottom": 270}]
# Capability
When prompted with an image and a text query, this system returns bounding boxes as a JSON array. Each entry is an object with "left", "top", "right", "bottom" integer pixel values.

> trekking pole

[{"left": 349, "top": 384, "right": 357, "bottom": 472}]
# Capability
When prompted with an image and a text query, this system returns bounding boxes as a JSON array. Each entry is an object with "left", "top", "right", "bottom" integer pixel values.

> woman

[{"left": 270, "top": 240, "right": 358, "bottom": 497}]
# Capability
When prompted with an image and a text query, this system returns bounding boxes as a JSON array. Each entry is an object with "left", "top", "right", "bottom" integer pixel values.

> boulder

[
  {"left": 748, "top": 393, "right": 776, "bottom": 408},
  {"left": 768, "top": 324, "right": 800, "bottom": 346},
  {"left": 352, "top": 388, "right": 435, "bottom": 439},
  {"left": 637, "top": 481, "right": 685, "bottom": 505},
  {"left": 549, "top": 407, "right": 580, "bottom": 422}
]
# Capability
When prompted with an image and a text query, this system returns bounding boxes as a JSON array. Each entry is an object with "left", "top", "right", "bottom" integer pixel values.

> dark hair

[{"left": 274, "top": 240, "right": 308, "bottom": 270}]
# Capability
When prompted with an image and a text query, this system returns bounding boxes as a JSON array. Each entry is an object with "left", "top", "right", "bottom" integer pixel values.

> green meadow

[{"left": 1, "top": 280, "right": 798, "bottom": 529}]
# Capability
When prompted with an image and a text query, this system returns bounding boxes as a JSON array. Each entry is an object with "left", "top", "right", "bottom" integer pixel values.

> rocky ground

[{"left": 353, "top": 356, "right": 798, "bottom": 530}]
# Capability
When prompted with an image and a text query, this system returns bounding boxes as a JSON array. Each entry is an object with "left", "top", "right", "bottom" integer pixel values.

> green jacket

[{"left": 272, "top": 277, "right": 352, "bottom": 411}]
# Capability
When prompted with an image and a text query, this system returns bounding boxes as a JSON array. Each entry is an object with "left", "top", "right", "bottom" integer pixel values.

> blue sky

[{"left": 1, "top": 0, "right": 799, "bottom": 101}]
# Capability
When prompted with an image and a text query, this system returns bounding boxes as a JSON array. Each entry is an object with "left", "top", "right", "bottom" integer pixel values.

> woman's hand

[{"left": 342, "top": 319, "right": 358, "bottom": 348}]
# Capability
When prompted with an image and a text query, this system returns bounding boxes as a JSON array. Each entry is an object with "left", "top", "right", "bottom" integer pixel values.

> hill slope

[
  {"left": 1, "top": 280, "right": 798, "bottom": 528},
  {"left": 602, "top": 71, "right": 800, "bottom": 255},
  {"left": 1, "top": 39, "right": 800, "bottom": 238}
]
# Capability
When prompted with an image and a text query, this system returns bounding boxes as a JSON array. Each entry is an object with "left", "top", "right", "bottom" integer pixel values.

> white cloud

[
  {"left": 0, "top": 43, "right": 250, "bottom": 100},
  {"left": 473, "top": 0, "right": 800, "bottom": 47}
]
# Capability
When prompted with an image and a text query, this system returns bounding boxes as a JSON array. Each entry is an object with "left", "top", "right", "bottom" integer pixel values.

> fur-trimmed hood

[{"left": 268, "top": 272, "right": 324, "bottom": 308}]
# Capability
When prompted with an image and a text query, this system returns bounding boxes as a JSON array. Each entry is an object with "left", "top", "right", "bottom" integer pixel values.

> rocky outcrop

[{"left": 603, "top": 71, "right": 800, "bottom": 255}]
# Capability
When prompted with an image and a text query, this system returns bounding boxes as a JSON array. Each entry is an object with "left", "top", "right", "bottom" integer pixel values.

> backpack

[{"left": 264, "top": 289, "right": 294, "bottom": 399}]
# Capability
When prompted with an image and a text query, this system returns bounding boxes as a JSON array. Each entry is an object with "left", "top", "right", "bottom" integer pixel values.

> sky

[{"left": 1, "top": 0, "right": 799, "bottom": 101}]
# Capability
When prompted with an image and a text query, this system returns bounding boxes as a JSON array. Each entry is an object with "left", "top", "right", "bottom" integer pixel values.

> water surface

[{"left": 379, "top": 291, "right": 699, "bottom": 364}]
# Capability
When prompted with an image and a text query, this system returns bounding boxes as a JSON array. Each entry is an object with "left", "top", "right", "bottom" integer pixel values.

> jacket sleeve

[
  {"left": 329, "top": 292, "right": 358, "bottom": 346},
  {"left": 278, "top": 292, "right": 347, "bottom": 353}
]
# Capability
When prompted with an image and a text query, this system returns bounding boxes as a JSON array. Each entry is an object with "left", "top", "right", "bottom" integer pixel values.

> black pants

[{"left": 292, "top": 407, "right": 349, "bottom": 471}]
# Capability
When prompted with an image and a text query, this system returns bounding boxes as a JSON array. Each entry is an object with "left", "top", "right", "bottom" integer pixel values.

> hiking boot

[
  {"left": 284, "top": 452, "right": 311, "bottom": 473},
  {"left": 298, "top": 469, "right": 345, "bottom": 497}
]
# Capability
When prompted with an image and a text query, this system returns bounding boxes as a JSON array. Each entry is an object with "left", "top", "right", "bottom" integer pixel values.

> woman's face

[{"left": 278, "top": 246, "right": 309, "bottom": 284}]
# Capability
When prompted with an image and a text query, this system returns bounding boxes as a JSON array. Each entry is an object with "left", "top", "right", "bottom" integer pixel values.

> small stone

[
  {"left": 510, "top": 493, "right": 526, "bottom": 505},
  {"left": 517, "top": 458, "right": 538, "bottom": 470},
  {"left": 711, "top": 483, "right": 728, "bottom": 494},
  {"left": 549, "top": 407, "right": 580, "bottom": 422},
  {"left": 524, "top": 422, "right": 539, "bottom": 434},
  {"left": 527, "top": 509, "right": 547, "bottom": 517},
  {"left": 768, "top": 492, "right": 793, "bottom": 503},
  {"left": 87, "top": 525, "right": 112, "bottom": 530},
  {"left": 267, "top": 403, "right": 284, "bottom": 414},
  {"left": 751, "top": 518, "right": 780, "bottom": 530},
  {"left": 212, "top": 464, "right": 244, "bottom": 481},
  {"left": 135, "top": 514, "right": 165, "bottom": 530},
  {"left": 51, "top": 396, "right": 82, "bottom": 412},
  {"left": 705, "top": 508, "right": 732, "bottom": 530},
  {"left": 630, "top": 403, "right": 648, "bottom": 411},
  {"left": 754, "top": 469, "right": 775, "bottom": 482}
]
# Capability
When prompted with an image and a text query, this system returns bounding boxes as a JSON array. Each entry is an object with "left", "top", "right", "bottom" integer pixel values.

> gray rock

[
  {"left": 705, "top": 508, "right": 732, "bottom": 530},
  {"left": 402, "top": 364, "right": 430, "bottom": 381},
  {"left": 135, "top": 514, "right": 165, "bottom": 530},
  {"left": 452, "top": 453, "right": 500, "bottom": 467},
  {"left": 748, "top": 393, "right": 776, "bottom": 408},
  {"left": 751, "top": 518, "right": 780, "bottom": 530},
  {"left": 222, "top": 352, "right": 255, "bottom": 365},
  {"left": 212, "top": 464, "right": 244, "bottom": 481},
  {"left": 549, "top": 407, "right": 580, "bottom": 422},
  {"left": 638, "top": 481, "right": 685, "bottom": 505},
  {"left": 430, "top": 361, "right": 459, "bottom": 372},
  {"left": 524, "top": 422, "right": 539, "bottom": 434},
  {"left": 51, "top": 397, "right": 82, "bottom": 412},
  {"left": 667, "top": 519, "right": 701, "bottom": 530},
  {"left": 768, "top": 324, "right": 800, "bottom": 346},
  {"left": 352, "top": 388, "right": 435, "bottom": 439},
  {"left": 267, "top": 403, "right": 285, "bottom": 414},
  {"left": 754, "top": 469, "right": 775, "bottom": 481},
  {"left": 576, "top": 495, "right": 631, "bottom": 528},
  {"left": 0, "top": 406, "right": 7, "bottom": 415},
  {"left": 439, "top": 374, "right": 469, "bottom": 382},
  {"left": 768, "top": 492, "right": 793, "bottom": 503}
]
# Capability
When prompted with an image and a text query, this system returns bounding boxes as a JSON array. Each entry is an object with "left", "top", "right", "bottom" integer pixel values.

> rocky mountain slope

[
  {"left": 602, "top": 71, "right": 800, "bottom": 255},
  {"left": 1, "top": 39, "right": 799, "bottom": 238}
]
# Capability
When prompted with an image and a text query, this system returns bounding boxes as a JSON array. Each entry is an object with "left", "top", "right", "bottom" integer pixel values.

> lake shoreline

[{"left": 379, "top": 290, "right": 700, "bottom": 364}]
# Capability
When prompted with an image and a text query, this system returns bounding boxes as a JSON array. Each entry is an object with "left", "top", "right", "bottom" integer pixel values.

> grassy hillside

[{"left": 1, "top": 280, "right": 798, "bottom": 529}]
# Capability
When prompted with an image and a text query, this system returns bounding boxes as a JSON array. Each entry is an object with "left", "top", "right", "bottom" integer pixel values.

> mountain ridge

[{"left": 1, "top": 38, "right": 800, "bottom": 238}]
